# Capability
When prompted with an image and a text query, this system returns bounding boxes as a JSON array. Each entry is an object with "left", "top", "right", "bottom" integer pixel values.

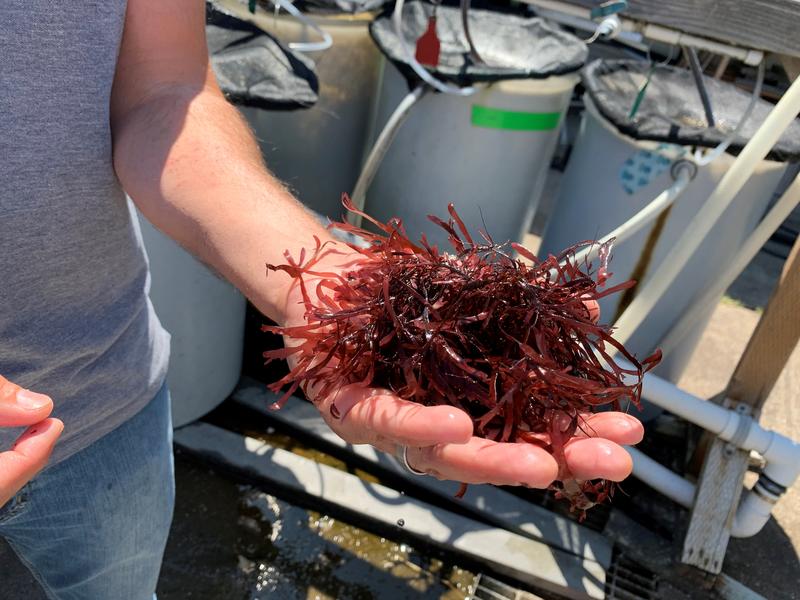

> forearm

[{"left": 112, "top": 85, "right": 333, "bottom": 323}]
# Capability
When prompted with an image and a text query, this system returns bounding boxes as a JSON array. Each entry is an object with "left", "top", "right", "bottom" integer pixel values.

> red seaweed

[{"left": 264, "top": 196, "right": 661, "bottom": 516}]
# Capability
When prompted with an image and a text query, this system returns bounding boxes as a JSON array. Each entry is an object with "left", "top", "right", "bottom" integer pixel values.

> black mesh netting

[
  {"left": 583, "top": 59, "right": 800, "bottom": 162},
  {"left": 207, "top": 4, "right": 319, "bottom": 110},
  {"left": 369, "top": 2, "right": 587, "bottom": 86},
  {"left": 292, "top": 0, "right": 391, "bottom": 14}
]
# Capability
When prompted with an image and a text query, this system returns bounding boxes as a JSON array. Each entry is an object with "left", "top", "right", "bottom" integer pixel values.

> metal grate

[
  {"left": 605, "top": 552, "right": 659, "bottom": 600},
  {"left": 471, "top": 574, "right": 547, "bottom": 600},
  {"left": 471, "top": 552, "right": 660, "bottom": 600}
]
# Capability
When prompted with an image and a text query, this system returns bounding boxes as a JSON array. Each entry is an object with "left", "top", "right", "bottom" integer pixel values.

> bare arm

[
  {"left": 110, "top": 0, "right": 327, "bottom": 323},
  {"left": 109, "top": 0, "right": 641, "bottom": 487}
]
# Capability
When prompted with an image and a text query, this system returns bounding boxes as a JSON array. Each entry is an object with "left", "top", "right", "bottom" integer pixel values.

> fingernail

[{"left": 16, "top": 389, "right": 51, "bottom": 410}]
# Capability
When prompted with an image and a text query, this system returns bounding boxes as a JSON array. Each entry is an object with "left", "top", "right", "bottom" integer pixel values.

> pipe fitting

[
  {"left": 731, "top": 480, "right": 780, "bottom": 538},
  {"left": 755, "top": 473, "right": 787, "bottom": 500},
  {"left": 594, "top": 15, "right": 621, "bottom": 40},
  {"left": 671, "top": 159, "right": 698, "bottom": 181},
  {"left": 760, "top": 433, "right": 800, "bottom": 484},
  {"left": 623, "top": 366, "right": 800, "bottom": 537}
]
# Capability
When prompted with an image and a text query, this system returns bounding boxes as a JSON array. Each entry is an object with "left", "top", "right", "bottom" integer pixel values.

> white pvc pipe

[
  {"left": 611, "top": 73, "right": 800, "bottom": 347},
  {"left": 627, "top": 446, "right": 695, "bottom": 507},
  {"left": 618, "top": 360, "right": 800, "bottom": 472},
  {"left": 618, "top": 359, "right": 800, "bottom": 536},
  {"left": 658, "top": 172, "right": 800, "bottom": 357},
  {"left": 635, "top": 366, "right": 737, "bottom": 435},
  {"left": 732, "top": 490, "right": 774, "bottom": 538},
  {"left": 637, "top": 24, "right": 763, "bottom": 67},
  {"left": 628, "top": 445, "right": 783, "bottom": 538}
]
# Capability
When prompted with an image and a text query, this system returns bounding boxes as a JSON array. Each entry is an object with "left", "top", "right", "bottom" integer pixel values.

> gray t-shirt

[{"left": 0, "top": 2, "right": 171, "bottom": 464}]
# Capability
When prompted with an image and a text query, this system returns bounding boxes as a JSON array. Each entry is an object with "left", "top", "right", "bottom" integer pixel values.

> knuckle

[{"left": 0, "top": 377, "right": 20, "bottom": 402}]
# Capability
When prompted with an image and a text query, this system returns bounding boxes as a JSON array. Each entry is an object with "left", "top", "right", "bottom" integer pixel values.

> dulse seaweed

[{"left": 264, "top": 196, "right": 661, "bottom": 515}]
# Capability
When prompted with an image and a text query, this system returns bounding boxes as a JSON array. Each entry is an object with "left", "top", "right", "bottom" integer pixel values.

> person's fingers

[
  {"left": 0, "top": 418, "right": 64, "bottom": 506},
  {"left": 406, "top": 437, "right": 559, "bottom": 488},
  {"left": 562, "top": 437, "right": 633, "bottom": 482},
  {"left": 574, "top": 412, "right": 644, "bottom": 446},
  {"left": 0, "top": 375, "right": 54, "bottom": 427},
  {"left": 320, "top": 386, "right": 474, "bottom": 447}
]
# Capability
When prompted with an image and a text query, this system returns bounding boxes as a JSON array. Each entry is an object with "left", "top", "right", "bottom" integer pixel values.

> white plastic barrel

[
  {"left": 137, "top": 213, "right": 246, "bottom": 428},
  {"left": 219, "top": 0, "right": 384, "bottom": 220},
  {"left": 539, "top": 96, "right": 787, "bottom": 383},
  {"left": 364, "top": 63, "right": 579, "bottom": 248}
]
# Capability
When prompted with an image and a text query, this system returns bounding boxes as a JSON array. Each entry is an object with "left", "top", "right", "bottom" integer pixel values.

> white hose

[
  {"left": 567, "top": 161, "right": 694, "bottom": 267},
  {"left": 271, "top": 0, "right": 333, "bottom": 52},
  {"left": 693, "top": 60, "right": 766, "bottom": 167},
  {"left": 611, "top": 73, "right": 800, "bottom": 347},
  {"left": 350, "top": 85, "right": 429, "bottom": 222},
  {"left": 657, "top": 171, "right": 800, "bottom": 356},
  {"left": 393, "top": 0, "right": 476, "bottom": 96}
]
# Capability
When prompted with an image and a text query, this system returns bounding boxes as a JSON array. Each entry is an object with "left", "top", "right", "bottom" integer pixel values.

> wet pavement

[
  {"left": 158, "top": 450, "right": 476, "bottom": 600},
  {"left": 1, "top": 450, "right": 476, "bottom": 600}
]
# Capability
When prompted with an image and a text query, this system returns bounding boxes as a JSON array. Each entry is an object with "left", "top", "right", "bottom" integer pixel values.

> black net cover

[
  {"left": 583, "top": 59, "right": 800, "bottom": 162},
  {"left": 369, "top": 2, "right": 587, "bottom": 86},
  {"left": 293, "top": 0, "right": 391, "bottom": 15},
  {"left": 207, "top": 5, "right": 319, "bottom": 110}
]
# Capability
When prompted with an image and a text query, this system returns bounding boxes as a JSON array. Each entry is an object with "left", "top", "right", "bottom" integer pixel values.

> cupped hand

[
  {"left": 311, "top": 383, "right": 641, "bottom": 488},
  {"left": 280, "top": 244, "right": 639, "bottom": 490},
  {"left": 0, "top": 376, "right": 63, "bottom": 507}
]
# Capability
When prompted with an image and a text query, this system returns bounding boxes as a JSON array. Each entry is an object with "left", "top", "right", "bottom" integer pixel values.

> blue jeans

[{"left": 0, "top": 384, "right": 175, "bottom": 600}]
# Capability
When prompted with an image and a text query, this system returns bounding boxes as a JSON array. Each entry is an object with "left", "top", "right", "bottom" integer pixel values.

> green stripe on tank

[{"left": 471, "top": 105, "right": 562, "bottom": 131}]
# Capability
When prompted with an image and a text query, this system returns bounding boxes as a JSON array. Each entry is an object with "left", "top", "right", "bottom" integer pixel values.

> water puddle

[{"left": 159, "top": 452, "right": 476, "bottom": 599}]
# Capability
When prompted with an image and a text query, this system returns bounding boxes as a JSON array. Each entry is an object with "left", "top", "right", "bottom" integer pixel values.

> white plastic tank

[
  {"left": 364, "top": 62, "right": 579, "bottom": 247},
  {"left": 539, "top": 95, "right": 787, "bottom": 383},
  {"left": 218, "top": 0, "right": 384, "bottom": 220},
  {"left": 138, "top": 213, "right": 246, "bottom": 428}
]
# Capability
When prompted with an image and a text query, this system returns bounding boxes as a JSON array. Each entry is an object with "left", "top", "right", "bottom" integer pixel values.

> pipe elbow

[
  {"left": 761, "top": 434, "right": 800, "bottom": 485},
  {"left": 731, "top": 486, "right": 775, "bottom": 538}
]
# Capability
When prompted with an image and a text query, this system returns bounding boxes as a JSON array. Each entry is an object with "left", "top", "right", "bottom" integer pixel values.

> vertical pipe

[{"left": 684, "top": 45, "right": 715, "bottom": 127}]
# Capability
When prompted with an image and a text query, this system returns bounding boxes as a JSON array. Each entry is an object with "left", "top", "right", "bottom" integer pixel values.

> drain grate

[
  {"left": 471, "top": 551, "right": 659, "bottom": 600},
  {"left": 471, "top": 574, "right": 547, "bottom": 600},
  {"left": 605, "top": 551, "right": 659, "bottom": 600}
]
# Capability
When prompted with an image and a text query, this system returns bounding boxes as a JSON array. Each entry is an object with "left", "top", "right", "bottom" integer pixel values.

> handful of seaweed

[{"left": 265, "top": 197, "right": 660, "bottom": 513}]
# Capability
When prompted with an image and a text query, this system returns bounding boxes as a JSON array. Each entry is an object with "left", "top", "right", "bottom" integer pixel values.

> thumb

[
  {"left": 0, "top": 375, "right": 54, "bottom": 427},
  {"left": 0, "top": 418, "right": 64, "bottom": 507}
]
